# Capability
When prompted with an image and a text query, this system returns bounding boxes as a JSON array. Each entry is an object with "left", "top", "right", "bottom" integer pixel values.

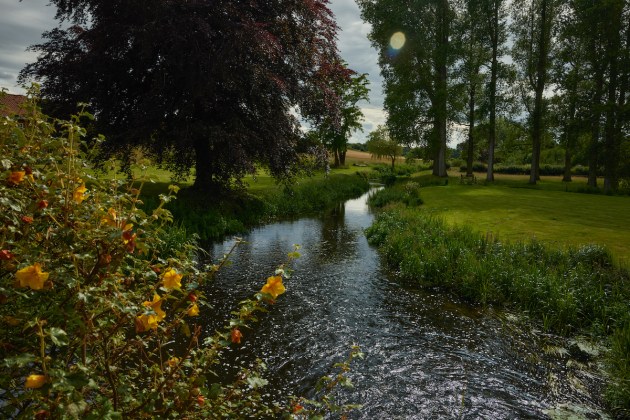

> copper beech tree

[{"left": 20, "top": 0, "right": 349, "bottom": 191}]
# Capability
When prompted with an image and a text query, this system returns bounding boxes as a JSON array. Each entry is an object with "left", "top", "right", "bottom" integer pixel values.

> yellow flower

[
  {"left": 101, "top": 208, "right": 117, "bottom": 227},
  {"left": 167, "top": 357, "right": 180, "bottom": 368},
  {"left": 73, "top": 183, "right": 87, "bottom": 204},
  {"left": 136, "top": 314, "right": 159, "bottom": 332},
  {"left": 187, "top": 303, "right": 199, "bottom": 316},
  {"left": 163, "top": 268, "right": 183, "bottom": 290},
  {"left": 143, "top": 294, "right": 166, "bottom": 321},
  {"left": 8, "top": 171, "right": 25, "bottom": 185},
  {"left": 25, "top": 374, "right": 46, "bottom": 389},
  {"left": 260, "top": 275, "right": 285, "bottom": 299},
  {"left": 16, "top": 263, "right": 49, "bottom": 290}
]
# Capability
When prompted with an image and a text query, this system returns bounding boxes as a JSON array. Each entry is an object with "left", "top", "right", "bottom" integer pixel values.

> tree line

[{"left": 359, "top": 0, "right": 630, "bottom": 191}]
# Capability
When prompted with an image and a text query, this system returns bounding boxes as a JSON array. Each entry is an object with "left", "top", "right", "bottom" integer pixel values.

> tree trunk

[
  {"left": 432, "top": 127, "right": 441, "bottom": 176},
  {"left": 192, "top": 136, "right": 215, "bottom": 191},
  {"left": 562, "top": 145, "right": 572, "bottom": 182},
  {"left": 529, "top": 0, "right": 550, "bottom": 185},
  {"left": 435, "top": 0, "right": 449, "bottom": 178},
  {"left": 333, "top": 149, "right": 340, "bottom": 167},
  {"left": 466, "top": 87, "right": 476, "bottom": 177},
  {"left": 563, "top": 88, "right": 578, "bottom": 182},
  {"left": 339, "top": 149, "right": 347, "bottom": 166},
  {"left": 617, "top": 20, "right": 629, "bottom": 155},
  {"left": 588, "top": 71, "right": 604, "bottom": 188},
  {"left": 603, "top": 2, "right": 622, "bottom": 193},
  {"left": 609, "top": 13, "right": 629, "bottom": 190},
  {"left": 486, "top": 0, "right": 499, "bottom": 182},
  {"left": 191, "top": 98, "right": 217, "bottom": 191},
  {"left": 391, "top": 156, "right": 396, "bottom": 171}
]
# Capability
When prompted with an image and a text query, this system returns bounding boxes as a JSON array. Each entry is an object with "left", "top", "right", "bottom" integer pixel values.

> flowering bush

[{"left": 0, "top": 90, "right": 359, "bottom": 418}]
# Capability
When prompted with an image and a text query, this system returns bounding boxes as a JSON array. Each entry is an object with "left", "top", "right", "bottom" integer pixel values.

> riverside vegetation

[
  {"left": 365, "top": 178, "right": 630, "bottom": 417},
  {"left": 140, "top": 173, "right": 370, "bottom": 242},
  {"left": 0, "top": 93, "right": 363, "bottom": 418}
]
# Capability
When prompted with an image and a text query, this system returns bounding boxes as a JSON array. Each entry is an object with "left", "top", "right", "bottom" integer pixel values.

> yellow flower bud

[{"left": 25, "top": 374, "right": 46, "bottom": 389}]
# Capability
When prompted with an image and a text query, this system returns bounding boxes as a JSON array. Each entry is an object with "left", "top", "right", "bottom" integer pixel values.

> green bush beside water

[
  {"left": 365, "top": 206, "right": 630, "bottom": 415},
  {"left": 368, "top": 182, "right": 424, "bottom": 208},
  {"left": 142, "top": 174, "right": 370, "bottom": 241}
]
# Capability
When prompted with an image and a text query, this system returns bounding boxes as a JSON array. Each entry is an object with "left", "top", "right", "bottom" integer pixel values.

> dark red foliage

[{"left": 20, "top": 0, "right": 347, "bottom": 190}]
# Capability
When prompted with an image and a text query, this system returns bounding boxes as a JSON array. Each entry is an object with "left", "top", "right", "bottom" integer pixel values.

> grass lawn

[{"left": 415, "top": 171, "right": 630, "bottom": 264}]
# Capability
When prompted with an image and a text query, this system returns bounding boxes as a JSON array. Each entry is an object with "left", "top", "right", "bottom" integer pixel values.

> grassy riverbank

[
  {"left": 365, "top": 181, "right": 630, "bottom": 415},
  {"left": 139, "top": 173, "right": 370, "bottom": 241},
  {"left": 387, "top": 173, "right": 630, "bottom": 261}
]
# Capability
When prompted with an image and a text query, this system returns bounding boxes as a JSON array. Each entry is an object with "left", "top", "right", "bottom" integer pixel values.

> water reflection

[{"left": 202, "top": 189, "right": 604, "bottom": 418}]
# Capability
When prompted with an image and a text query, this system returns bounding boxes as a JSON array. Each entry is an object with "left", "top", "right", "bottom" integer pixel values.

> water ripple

[{"left": 203, "top": 189, "right": 606, "bottom": 418}]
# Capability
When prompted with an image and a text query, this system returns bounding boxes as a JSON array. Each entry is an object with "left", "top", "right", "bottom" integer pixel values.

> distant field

[
  {"left": 415, "top": 173, "right": 630, "bottom": 264},
  {"left": 345, "top": 149, "right": 404, "bottom": 165}
]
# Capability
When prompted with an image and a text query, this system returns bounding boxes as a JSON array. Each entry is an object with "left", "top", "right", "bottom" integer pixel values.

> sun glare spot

[{"left": 390, "top": 32, "right": 406, "bottom": 50}]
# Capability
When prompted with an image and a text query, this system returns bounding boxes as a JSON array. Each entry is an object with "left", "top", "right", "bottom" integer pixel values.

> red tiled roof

[{"left": 0, "top": 94, "right": 28, "bottom": 117}]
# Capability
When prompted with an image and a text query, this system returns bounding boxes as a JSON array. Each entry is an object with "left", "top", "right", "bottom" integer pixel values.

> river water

[{"left": 204, "top": 189, "right": 605, "bottom": 418}]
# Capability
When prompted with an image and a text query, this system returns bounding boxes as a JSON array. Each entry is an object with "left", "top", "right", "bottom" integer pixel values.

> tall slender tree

[
  {"left": 317, "top": 67, "right": 369, "bottom": 167},
  {"left": 602, "top": 0, "right": 625, "bottom": 192},
  {"left": 366, "top": 125, "right": 403, "bottom": 171},
  {"left": 359, "top": 0, "right": 455, "bottom": 177},
  {"left": 20, "top": 0, "right": 347, "bottom": 191},
  {"left": 512, "top": 0, "right": 559, "bottom": 185},
  {"left": 480, "top": 0, "right": 508, "bottom": 181},
  {"left": 569, "top": 0, "right": 629, "bottom": 190},
  {"left": 453, "top": 0, "right": 490, "bottom": 177},
  {"left": 552, "top": 4, "right": 590, "bottom": 183}
]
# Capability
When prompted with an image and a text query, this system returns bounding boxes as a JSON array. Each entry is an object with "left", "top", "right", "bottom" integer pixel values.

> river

[{"left": 204, "top": 188, "right": 606, "bottom": 418}]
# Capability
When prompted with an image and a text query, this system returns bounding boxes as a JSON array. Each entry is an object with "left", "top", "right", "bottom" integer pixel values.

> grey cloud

[
  {"left": 0, "top": 0, "right": 387, "bottom": 138},
  {"left": 0, "top": 0, "right": 56, "bottom": 92},
  {"left": 330, "top": 0, "right": 386, "bottom": 141}
]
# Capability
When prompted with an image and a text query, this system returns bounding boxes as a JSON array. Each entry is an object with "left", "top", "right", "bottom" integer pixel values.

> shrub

[
  {"left": 368, "top": 181, "right": 423, "bottom": 208},
  {"left": 459, "top": 162, "right": 488, "bottom": 173},
  {"left": 460, "top": 163, "right": 577, "bottom": 177},
  {"left": 0, "top": 91, "right": 358, "bottom": 418}
]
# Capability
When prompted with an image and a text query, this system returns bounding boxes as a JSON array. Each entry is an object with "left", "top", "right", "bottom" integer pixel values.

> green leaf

[
  {"left": 4, "top": 353, "right": 36, "bottom": 368},
  {"left": 50, "top": 327, "right": 69, "bottom": 347},
  {"left": 65, "top": 372, "right": 90, "bottom": 389},
  {"left": 246, "top": 376, "right": 269, "bottom": 389},
  {"left": 208, "top": 383, "right": 223, "bottom": 399}
]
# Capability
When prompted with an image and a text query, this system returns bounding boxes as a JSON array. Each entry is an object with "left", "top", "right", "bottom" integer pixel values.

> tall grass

[
  {"left": 365, "top": 207, "right": 630, "bottom": 415},
  {"left": 367, "top": 181, "right": 424, "bottom": 208},
  {"left": 260, "top": 174, "right": 370, "bottom": 216}
]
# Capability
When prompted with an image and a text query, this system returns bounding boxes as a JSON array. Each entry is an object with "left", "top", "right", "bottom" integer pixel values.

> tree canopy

[
  {"left": 314, "top": 65, "right": 369, "bottom": 167},
  {"left": 360, "top": 0, "right": 629, "bottom": 190},
  {"left": 20, "top": 0, "right": 348, "bottom": 190},
  {"left": 359, "top": 0, "right": 455, "bottom": 178},
  {"left": 366, "top": 125, "right": 402, "bottom": 171}
]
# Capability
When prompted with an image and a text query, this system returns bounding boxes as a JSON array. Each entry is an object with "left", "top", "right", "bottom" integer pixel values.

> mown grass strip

[{"left": 396, "top": 173, "right": 630, "bottom": 262}]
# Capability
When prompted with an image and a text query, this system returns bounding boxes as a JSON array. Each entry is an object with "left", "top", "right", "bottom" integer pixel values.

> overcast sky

[{"left": 0, "top": 0, "right": 384, "bottom": 142}]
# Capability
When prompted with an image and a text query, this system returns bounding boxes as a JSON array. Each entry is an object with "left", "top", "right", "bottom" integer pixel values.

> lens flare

[{"left": 390, "top": 32, "right": 406, "bottom": 50}]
